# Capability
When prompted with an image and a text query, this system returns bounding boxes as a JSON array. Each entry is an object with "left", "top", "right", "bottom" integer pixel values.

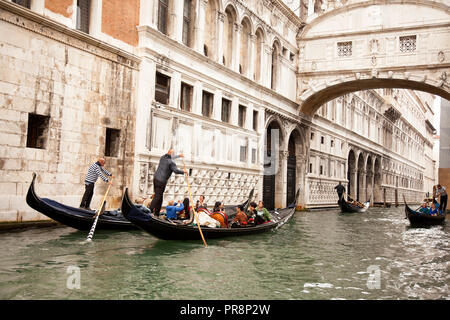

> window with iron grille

[
  {"left": 26, "top": 114, "right": 50, "bottom": 149},
  {"left": 238, "top": 105, "right": 246, "bottom": 128},
  {"left": 158, "top": 0, "right": 169, "bottom": 35},
  {"left": 252, "top": 110, "right": 258, "bottom": 131},
  {"left": 12, "top": 0, "right": 30, "bottom": 8},
  {"left": 155, "top": 72, "right": 170, "bottom": 104},
  {"left": 399, "top": 35, "right": 416, "bottom": 53},
  {"left": 180, "top": 82, "right": 192, "bottom": 111},
  {"left": 240, "top": 145, "right": 247, "bottom": 162},
  {"left": 221, "top": 98, "right": 231, "bottom": 123},
  {"left": 182, "top": 0, "right": 192, "bottom": 46},
  {"left": 337, "top": 41, "right": 352, "bottom": 57},
  {"left": 76, "top": 0, "right": 91, "bottom": 34},
  {"left": 105, "top": 128, "right": 120, "bottom": 157},
  {"left": 202, "top": 91, "right": 213, "bottom": 118}
]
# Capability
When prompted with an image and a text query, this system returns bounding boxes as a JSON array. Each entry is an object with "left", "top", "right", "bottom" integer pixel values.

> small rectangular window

[
  {"left": 252, "top": 110, "right": 258, "bottom": 131},
  {"left": 180, "top": 82, "right": 193, "bottom": 111},
  {"left": 321, "top": 136, "right": 324, "bottom": 144},
  {"left": 337, "top": 41, "right": 352, "bottom": 57},
  {"left": 320, "top": 165, "right": 323, "bottom": 175},
  {"left": 238, "top": 105, "right": 246, "bottom": 128},
  {"left": 155, "top": 72, "right": 170, "bottom": 104},
  {"left": 221, "top": 98, "right": 231, "bottom": 123},
  {"left": 105, "top": 128, "right": 120, "bottom": 157},
  {"left": 251, "top": 148, "right": 257, "bottom": 164},
  {"left": 12, "top": 0, "right": 31, "bottom": 8},
  {"left": 26, "top": 114, "right": 50, "bottom": 149},
  {"left": 182, "top": 0, "right": 192, "bottom": 46},
  {"left": 399, "top": 35, "right": 416, "bottom": 53},
  {"left": 309, "top": 163, "right": 313, "bottom": 173},
  {"left": 158, "top": 0, "right": 169, "bottom": 35},
  {"left": 331, "top": 140, "right": 334, "bottom": 147},
  {"left": 310, "top": 132, "right": 314, "bottom": 140},
  {"left": 76, "top": 0, "right": 91, "bottom": 34},
  {"left": 240, "top": 145, "right": 247, "bottom": 162},
  {"left": 202, "top": 91, "right": 213, "bottom": 118}
]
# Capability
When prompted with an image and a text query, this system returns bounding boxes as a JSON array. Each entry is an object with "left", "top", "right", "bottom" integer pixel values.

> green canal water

[{"left": 0, "top": 206, "right": 448, "bottom": 300}]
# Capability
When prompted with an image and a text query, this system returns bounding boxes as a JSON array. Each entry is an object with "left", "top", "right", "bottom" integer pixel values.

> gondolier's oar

[
  {"left": 346, "top": 193, "right": 364, "bottom": 207},
  {"left": 182, "top": 160, "right": 207, "bottom": 248},
  {"left": 86, "top": 179, "right": 113, "bottom": 242}
]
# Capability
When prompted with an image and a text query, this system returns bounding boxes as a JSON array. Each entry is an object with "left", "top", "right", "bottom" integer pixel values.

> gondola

[
  {"left": 338, "top": 195, "right": 370, "bottom": 213},
  {"left": 120, "top": 187, "right": 300, "bottom": 240},
  {"left": 403, "top": 196, "right": 446, "bottom": 227},
  {"left": 26, "top": 173, "right": 136, "bottom": 230},
  {"left": 26, "top": 173, "right": 254, "bottom": 231}
]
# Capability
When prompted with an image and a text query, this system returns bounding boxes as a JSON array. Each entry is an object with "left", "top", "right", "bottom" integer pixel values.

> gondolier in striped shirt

[{"left": 80, "top": 158, "right": 113, "bottom": 210}]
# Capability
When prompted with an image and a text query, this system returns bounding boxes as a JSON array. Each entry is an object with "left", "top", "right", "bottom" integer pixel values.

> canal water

[{"left": 0, "top": 206, "right": 448, "bottom": 300}]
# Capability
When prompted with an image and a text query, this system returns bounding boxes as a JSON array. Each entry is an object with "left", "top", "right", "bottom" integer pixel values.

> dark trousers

[
  {"left": 440, "top": 195, "right": 448, "bottom": 213},
  {"left": 80, "top": 183, "right": 95, "bottom": 208},
  {"left": 337, "top": 192, "right": 343, "bottom": 201},
  {"left": 149, "top": 179, "right": 166, "bottom": 216}
]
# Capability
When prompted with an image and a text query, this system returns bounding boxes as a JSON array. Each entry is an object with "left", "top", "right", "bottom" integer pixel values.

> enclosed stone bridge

[{"left": 296, "top": 0, "right": 450, "bottom": 115}]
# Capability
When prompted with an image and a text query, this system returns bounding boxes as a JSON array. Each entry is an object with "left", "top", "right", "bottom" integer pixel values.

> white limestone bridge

[{"left": 296, "top": 0, "right": 450, "bottom": 115}]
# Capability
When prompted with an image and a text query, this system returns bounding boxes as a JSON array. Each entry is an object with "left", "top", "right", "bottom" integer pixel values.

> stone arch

[
  {"left": 240, "top": 16, "right": 252, "bottom": 76},
  {"left": 286, "top": 127, "right": 307, "bottom": 207},
  {"left": 356, "top": 152, "right": 365, "bottom": 202},
  {"left": 204, "top": 0, "right": 219, "bottom": 59}
]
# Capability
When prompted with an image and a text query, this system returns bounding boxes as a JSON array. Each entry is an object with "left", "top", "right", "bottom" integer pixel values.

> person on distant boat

[
  {"left": 255, "top": 201, "right": 272, "bottom": 224},
  {"left": 195, "top": 195, "right": 208, "bottom": 211},
  {"left": 148, "top": 149, "right": 187, "bottom": 216},
  {"left": 80, "top": 157, "right": 113, "bottom": 210},
  {"left": 435, "top": 184, "right": 447, "bottom": 214},
  {"left": 178, "top": 198, "right": 190, "bottom": 220},
  {"left": 334, "top": 182, "right": 346, "bottom": 202},
  {"left": 165, "top": 200, "right": 185, "bottom": 220},
  {"left": 231, "top": 205, "right": 248, "bottom": 227}
]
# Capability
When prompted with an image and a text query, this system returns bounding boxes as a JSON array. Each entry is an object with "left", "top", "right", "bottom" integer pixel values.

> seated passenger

[
  {"left": 255, "top": 201, "right": 272, "bottom": 224},
  {"left": 178, "top": 198, "right": 190, "bottom": 220},
  {"left": 165, "top": 200, "right": 184, "bottom": 220},
  {"left": 246, "top": 202, "right": 257, "bottom": 225},
  {"left": 195, "top": 195, "right": 208, "bottom": 211},
  {"left": 429, "top": 202, "right": 441, "bottom": 216},
  {"left": 231, "top": 205, "right": 248, "bottom": 227},
  {"left": 211, "top": 201, "right": 229, "bottom": 228},
  {"left": 418, "top": 203, "right": 430, "bottom": 214}
]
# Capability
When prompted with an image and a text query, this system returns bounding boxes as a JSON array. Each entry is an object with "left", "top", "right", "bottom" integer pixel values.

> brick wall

[{"left": 102, "top": 0, "right": 139, "bottom": 46}]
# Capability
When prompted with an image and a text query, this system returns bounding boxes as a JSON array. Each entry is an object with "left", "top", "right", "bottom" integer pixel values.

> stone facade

[{"left": 0, "top": 0, "right": 444, "bottom": 223}]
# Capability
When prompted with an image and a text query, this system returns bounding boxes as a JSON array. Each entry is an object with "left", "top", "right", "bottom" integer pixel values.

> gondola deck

[{"left": 121, "top": 187, "right": 299, "bottom": 240}]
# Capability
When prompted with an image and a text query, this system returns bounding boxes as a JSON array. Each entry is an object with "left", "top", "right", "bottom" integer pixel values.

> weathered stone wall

[
  {"left": 0, "top": 6, "right": 138, "bottom": 222},
  {"left": 101, "top": 0, "right": 140, "bottom": 46}
]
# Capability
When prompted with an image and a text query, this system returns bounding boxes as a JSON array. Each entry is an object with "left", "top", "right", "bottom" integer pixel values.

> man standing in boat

[
  {"left": 149, "top": 149, "right": 187, "bottom": 216},
  {"left": 435, "top": 184, "right": 448, "bottom": 214},
  {"left": 80, "top": 157, "right": 113, "bottom": 210},
  {"left": 334, "top": 182, "right": 346, "bottom": 202}
]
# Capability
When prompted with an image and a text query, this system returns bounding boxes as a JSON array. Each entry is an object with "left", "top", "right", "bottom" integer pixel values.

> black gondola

[
  {"left": 338, "top": 195, "right": 370, "bottom": 213},
  {"left": 26, "top": 173, "right": 255, "bottom": 231},
  {"left": 403, "top": 196, "right": 446, "bottom": 227},
  {"left": 120, "top": 187, "right": 300, "bottom": 240},
  {"left": 26, "top": 173, "right": 136, "bottom": 230}
]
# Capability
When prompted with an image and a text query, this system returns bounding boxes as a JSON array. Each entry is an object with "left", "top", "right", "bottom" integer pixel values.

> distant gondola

[
  {"left": 120, "top": 187, "right": 300, "bottom": 240},
  {"left": 403, "top": 196, "right": 446, "bottom": 227},
  {"left": 338, "top": 195, "right": 370, "bottom": 213},
  {"left": 26, "top": 173, "right": 136, "bottom": 230}
]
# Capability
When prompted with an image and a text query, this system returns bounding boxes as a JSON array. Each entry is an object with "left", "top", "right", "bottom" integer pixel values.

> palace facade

[{"left": 0, "top": 0, "right": 440, "bottom": 222}]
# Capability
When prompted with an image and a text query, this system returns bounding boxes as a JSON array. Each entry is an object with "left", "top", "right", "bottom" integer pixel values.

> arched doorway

[
  {"left": 357, "top": 153, "right": 365, "bottom": 201},
  {"left": 366, "top": 156, "right": 373, "bottom": 203},
  {"left": 347, "top": 150, "right": 356, "bottom": 201},
  {"left": 373, "top": 158, "right": 382, "bottom": 203},
  {"left": 286, "top": 132, "right": 297, "bottom": 206},
  {"left": 264, "top": 121, "right": 282, "bottom": 210}
]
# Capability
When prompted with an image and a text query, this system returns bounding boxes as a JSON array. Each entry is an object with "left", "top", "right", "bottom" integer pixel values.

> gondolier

[
  {"left": 80, "top": 158, "right": 113, "bottom": 210},
  {"left": 334, "top": 182, "right": 346, "bottom": 202},
  {"left": 435, "top": 184, "right": 447, "bottom": 214},
  {"left": 149, "top": 149, "right": 187, "bottom": 216}
]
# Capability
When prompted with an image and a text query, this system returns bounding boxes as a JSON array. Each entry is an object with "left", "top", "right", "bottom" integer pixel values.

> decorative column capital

[
  {"left": 218, "top": 11, "right": 225, "bottom": 22},
  {"left": 234, "top": 22, "right": 242, "bottom": 33}
]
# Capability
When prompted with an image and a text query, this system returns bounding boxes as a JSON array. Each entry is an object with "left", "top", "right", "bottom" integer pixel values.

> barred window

[
  {"left": 337, "top": 41, "right": 352, "bottom": 57},
  {"left": 76, "top": 0, "right": 91, "bottom": 34},
  {"left": 12, "top": 0, "right": 30, "bottom": 8},
  {"left": 399, "top": 35, "right": 416, "bottom": 53},
  {"left": 158, "top": 0, "right": 169, "bottom": 35},
  {"left": 238, "top": 105, "right": 246, "bottom": 128},
  {"left": 180, "top": 82, "right": 192, "bottom": 111},
  {"left": 202, "top": 91, "right": 213, "bottom": 118},
  {"left": 240, "top": 146, "right": 247, "bottom": 162}
]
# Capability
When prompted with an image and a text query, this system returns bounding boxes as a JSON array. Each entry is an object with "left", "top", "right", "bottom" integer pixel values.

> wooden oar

[
  {"left": 86, "top": 178, "right": 113, "bottom": 242},
  {"left": 182, "top": 160, "right": 207, "bottom": 248},
  {"left": 345, "top": 192, "right": 364, "bottom": 207}
]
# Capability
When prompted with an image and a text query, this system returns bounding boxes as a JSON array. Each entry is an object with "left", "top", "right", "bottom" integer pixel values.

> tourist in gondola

[
  {"left": 435, "top": 184, "right": 447, "bottom": 214},
  {"left": 429, "top": 201, "right": 442, "bottom": 216},
  {"left": 195, "top": 195, "right": 208, "bottom": 211},
  {"left": 80, "top": 157, "right": 113, "bottom": 210},
  {"left": 211, "top": 201, "right": 229, "bottom": 228},
  {"left": 178, "top": 198, "right": 190, "bottom": 219},
  {"left": 418, "top": 202, "right": 430, "bottom": 214},
  {"left": 255, "top": 200, "right": 272, "bottom": 225},
  {"left": 165, "top": 200, "right": 185, "bottom": 220},
  {"left": 246, "top": 202, "right": 257, "bottom": 225},
  {"left": 231, "top": 205, "right": 248, "bottom": 227},
  {"left": 148, "top": 149, "right": 187, "bottom": 216}
]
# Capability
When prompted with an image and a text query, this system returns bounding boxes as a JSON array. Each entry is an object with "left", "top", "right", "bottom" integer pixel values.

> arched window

[
  {"left": 255, "top": 28, "right": 264, "bottom": 83},
  {"left": 204, "top": 0, "right": 218, "bottom": 58},
  {"left": 223, "top": 5, "right": 236, "bottom": 67},
  {"left": 182, "top": 0, "right": 195, "bottom": 48},
  {"left": 240, "top": 18, "right": 251, "bottom": 76},
  {"left": 271, "top": 41, "right": 280, "bottom": 90}
]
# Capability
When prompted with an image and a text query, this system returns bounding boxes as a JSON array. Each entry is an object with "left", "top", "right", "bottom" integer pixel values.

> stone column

[
  {"left": 230, "top": 97, "right": 239, "bottom": 126},
  {"left": 194, "top": 0, "right": 208, "bottom": 54},
  {"left": 171, "top": 0, "right": 184, "bottom": 42},
  {"left": 213, "top": 89, "right": 222, "bottom": 121},
  {"left": 193, "top": 81, "right": 203, "bottom": 116},
  {"left": 245, "top": 103, "right": 253, "bottom": 131},
  {"left": 233, "top": 22, "right": 241, "bottom": 73},
  {"left": 276, "top": 150, "right": 288, "bottom": 209},
  {"left": 217, "top": 11, "right": 225, "bottom": 65},
  {"left": 264, "top": 44, "right": 273, "bottom": 88},
  {"left": 359, "top": 170, "right": 367, "bottom": 202},
  {"left": 139, "top": 0, "right": 156, "bottom": 28},
  {"left": 367, "top": 171, "right": 374, "bottom": 205},
  {"left": 248, "top": 33, "right": 256, "bottom": 80}
]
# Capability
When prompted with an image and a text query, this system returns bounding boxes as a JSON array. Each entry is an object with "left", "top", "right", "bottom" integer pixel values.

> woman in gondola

[{"left": 178, "top": 198, "right": 190, "bottom": 220}]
